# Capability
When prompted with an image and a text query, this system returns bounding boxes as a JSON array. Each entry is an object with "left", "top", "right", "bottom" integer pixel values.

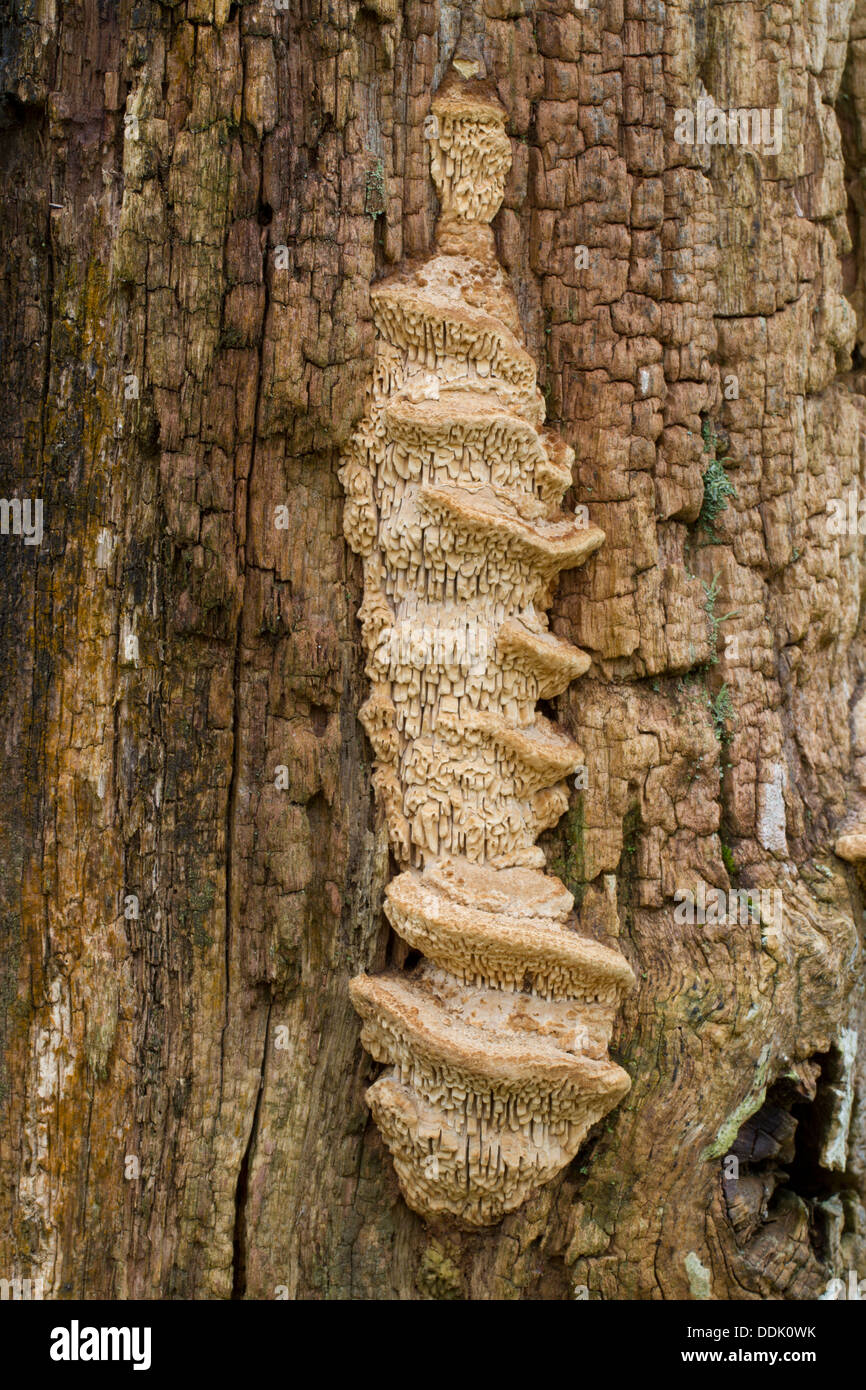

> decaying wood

[{"left": 0, "top": 0, "right": 864, "bottom": 1299}]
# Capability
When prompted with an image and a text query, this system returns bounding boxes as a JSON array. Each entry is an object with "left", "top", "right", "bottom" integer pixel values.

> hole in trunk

[{"left": 721, "top": 1045, "right": 858, "bottom": 1293}]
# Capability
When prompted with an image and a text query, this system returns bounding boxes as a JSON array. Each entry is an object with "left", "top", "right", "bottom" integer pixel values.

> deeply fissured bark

[{"left": 0, "top": 0, "right": 864, "bottom": 1299}]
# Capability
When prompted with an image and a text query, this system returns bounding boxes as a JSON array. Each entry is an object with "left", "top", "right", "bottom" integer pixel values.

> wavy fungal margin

[{"left": 339, "top": 69, "right": 634, "bottom": 1225}]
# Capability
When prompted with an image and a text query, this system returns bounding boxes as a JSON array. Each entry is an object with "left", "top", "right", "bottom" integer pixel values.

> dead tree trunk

[{"left": 0, "top": 0, "right": 864, "bottom": 1300}]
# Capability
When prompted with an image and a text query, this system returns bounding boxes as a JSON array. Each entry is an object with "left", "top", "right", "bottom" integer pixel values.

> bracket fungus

[{"left": 339, "top": 70, "right": 635, "bottom": 1225}]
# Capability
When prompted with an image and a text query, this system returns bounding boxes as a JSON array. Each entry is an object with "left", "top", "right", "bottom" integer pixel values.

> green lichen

[
  {"left": 685, "top": 1250, "right": 713, "bottom": 1299},
  {"left": 365, "top": 157, "right": 386, "bottom": 218},
  {"left": 710, "top": 684, "right": 735, "bottom": 745},
  {"left": 702, "top": 1045, "right": 772, "bottom": 1159},
  {"left": 416, "top": 1240, "right": 464, "bottom": 1300},
  {"left": 698, "top": 420, "right": 738, "bottom": 540},
  {"left": 700, "top": 571, "right": 738, "bottom": 664},
  {"left": 550, "top": 797, "right": 586, "bottom": 902}
]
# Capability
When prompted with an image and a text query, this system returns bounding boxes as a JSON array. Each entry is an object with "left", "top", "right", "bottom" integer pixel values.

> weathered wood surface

[{"left": 0, "top": 0, "right": 864, "bottom": 1299}]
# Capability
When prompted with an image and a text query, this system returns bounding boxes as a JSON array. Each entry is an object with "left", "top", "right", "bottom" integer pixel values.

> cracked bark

[{"left": 0, "top": 0, "right": 865, "bottom": 1300}]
